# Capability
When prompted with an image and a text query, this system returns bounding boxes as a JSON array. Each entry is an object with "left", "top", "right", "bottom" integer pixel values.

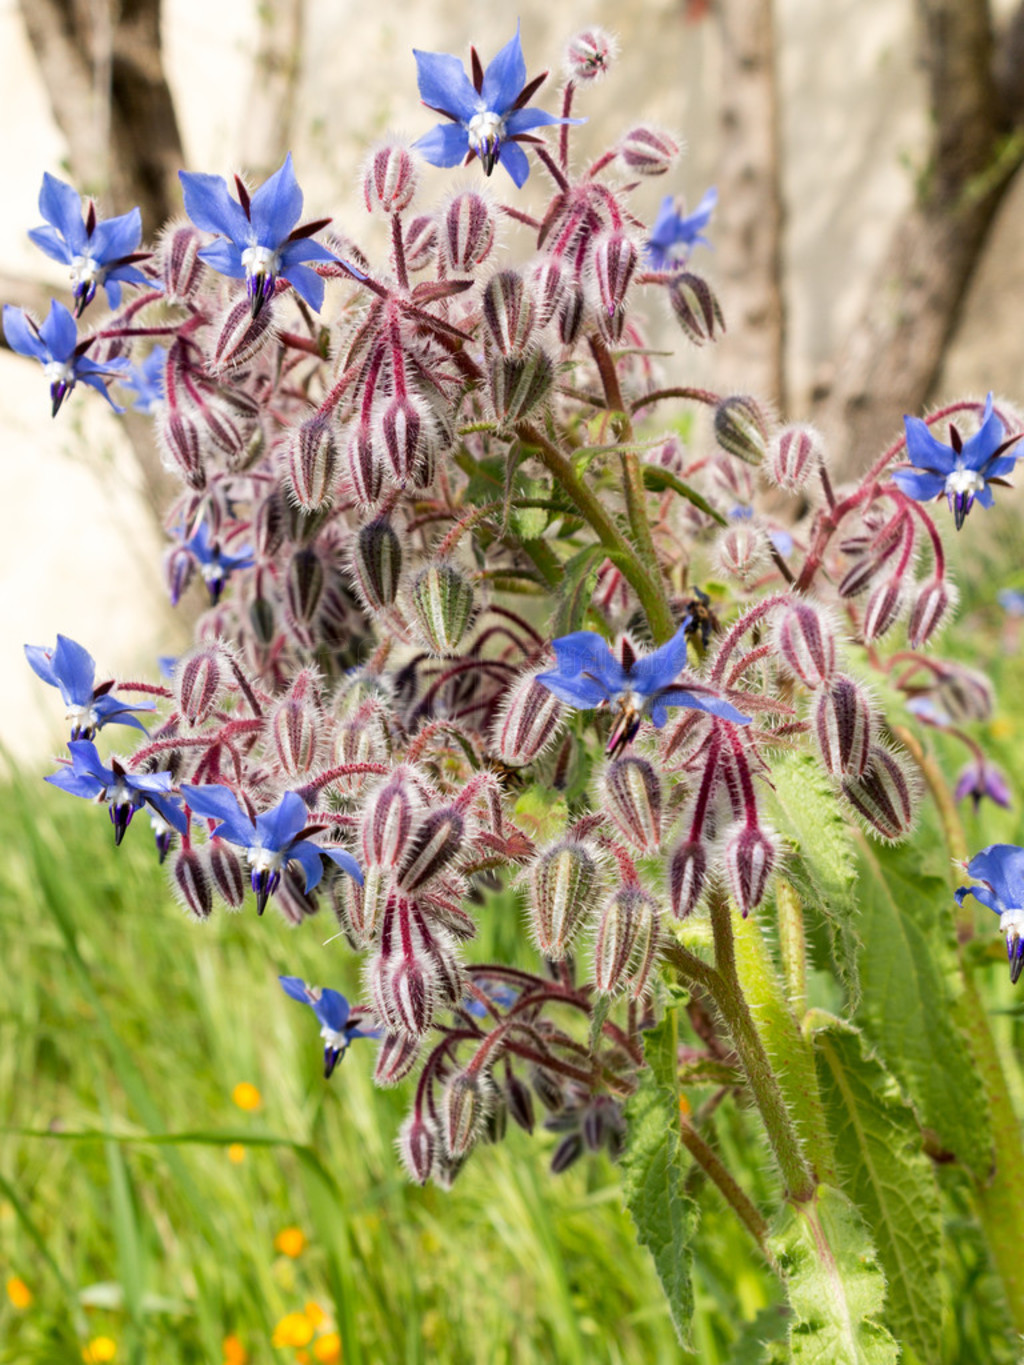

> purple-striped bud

[
  {"left": 593, "top": 886, "right": 660, "bottom": 998},
  {"left": 175, "top": 646, "right": 226, "bottom": 725},
  {"left": 862, "top": 577, "right": 905, "bottom": 642},
  {"left": 492, "top": 671, "right": 564, "bottom": 764},
  {"left": 253, "top": 488, "right": 286, "bottom": 559},
  {"left": 269, "top": 697, "right": 321, "bottom": 775},
  {"left": 442, "top": 1070, "right": 495, "bottom": 1158},
  {"left": 158, "top": 410, "right": 205, "bottom": 489},
  {"left": 935, "top": 665, "right": 994, "bottom": 723},
  {"left": 172, "top": 846, "right": 212, "bottom": 920},
  {"left": 482, "top": 269, "right": 535, "bottom": 356},
  {"left": 363, "top": 143, "right": 417, "bottom": 214},
  {"left": 907, "top": 578, "right": 955, "bottom": 649},
  {"left": 284, "top": 417, "right": 337, "bottom": 511},
  {"left": 723, "top": 822, "right": 777, "bottom": 915},
  {"left": 208, "top": 838, "right": 246, "bottom": 909},
  {"left": 398, "top": 1111, "right": 436, "bottom": 1184},
  {"left": 842, "top": 745, "right": 917, "bottom": 842},
  {"left": 370, "top": 929, "right": 432, "bottom": 1038},
  {"left": 489, "top": 350, "right": 554, "bottom": 425},
  {"left": 619, "top": 126, "right": 680, "bottom": 176},
  {"left": 504, "top": 1073, "right": 535, "bottom": 1133},
  {"left": 210, "top": 295, "right": 276, "bottom": 372},
  {"left": 397, "top": 806, "right": 465, "bottom": 891},
  {"left": 362, "top": 771, "right": 419, "bottom": 868},
  {"left": 410, "top": 562, "right": 475, "bottom": 655},
  {"left": 813, "top": 675, "right": 874, "bottom": 776},
  {"left": 159, "top": 221, "right": 204, "bottom": 301},
  {"left": 285, "top": 546, "right": 325, "bottom": 626},
  {"left": 381, "top": 394, "right": 425, "bottom": 483},
  {"left": 837, "top": 523, "right": 906, "bottom": 598},
  {"left": 668, "top": 272, "right": 725, "bottom": 346},
  {"left": 404, "top": 214, "right": 437, "bottom": 271},
  {"left": 529, "top": 840, "right": 602, "bottom": 958},
  {"left": 775, "top": 600, "right": 837, "bottom": 689},
  {"left": 351, "top": 517, "right": 402, "bottom": 611},
  {"left": 590, "top": 232, "right": 638, "bottom": 331},
  {"left": 442, "top": 191, "right": 496, "bottom": 272},
  {"left": 164, "top": 545, "right": 195, "bottom": 606},
  {"left": 557, "top": 284, "right": 585, "bottom": 345},
  {"left": 528, "top": 257, "right": 569, "bottom": 327},
  {"left": 714, "top": 395, "right": 769, "bottom": 466},
  {"left": 249, "top": 598, "right": 275, "bottom": 645},
  {"left": 375, "top": 1032, "right": 422, "bottom": 1088},
  {"left": 770, "top": 424, "right": 823, "bottom": 492},
  {"left": 668, "top": 840, "right": 709, "bottom": 919},
  {"left": 331, "top": 719, "right": 383, "bottom": 797},
  {"left": 716, "top": 523, "right": 768, "bottom": 581},
  {"left": 551, "top": 1133, "right": 584, "bottom": 1174},
  {"left": 602, "top": 757, "right": 662, "bottom": 851},
  {"left": 344, "top": 422, "right": 385, "bottom": 506},
  {"left": 565, "top": 27, "right": 617, "bottom": 81}
]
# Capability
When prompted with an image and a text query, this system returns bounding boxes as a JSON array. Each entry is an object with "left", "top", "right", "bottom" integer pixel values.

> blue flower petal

[
  {"left": 496, "top": 139, "right": 531, "bottom": 188},
  {"left": 647, "top": 686, "right": 751, "bottom": 726},
  {"left": 982, "top": 454, "right": 1019, "bottom": 480},
  {"left": 960, "top": 394, "right": 1004, "bottom": 472},
  {"left": 179, "top": 171, "right": 252, "bottom": 245},
  {"left": 279, "top": 975, "right": 314, "bottom": 1004},
  {"left": 27, "top": 225, "right": 73, "bottom": 266},
  {"left": 628, "top": 620, "right": 691, "bottom": 696},
  {"left": 147, "top": 792, "right": 189, "bottom": 835},
  {"left": 534, "top": 669, "right": 611, "bottom": 709},
  {"left": 90, "top": 208, "right": 143, "bottom": 264},
  {"left": 967, "top": 844, "right": 1024, "bottom": 908},
  {"left": 196, "top": 239, "right": 246, "bottom": 279},
  {"left": 77, "top": 370, "right": 126, "bottom": 413},
  {"left": 257, "top": 790, "right": 309, "bottom": 851},
  {"left": 902, "top": 414, "right": 957, "bottom": 475},
  {"left": 315, "top": 987, "right": 351, "bottom": 1032},
  {"left": 412, "top": 122, "right": 471, "bottom": 169},
  {"left": 3, "top": 306, "right": 50, "bottom": 362},
  {"left": 25, "top": 643, "right": 60, "bottom": 687},
  {"left": 955, "top": 882, "right": 1002, "bottom": 916},
  {"left": 180, "top": 783, "right": 257, "bottom": 846},
  {"left": 413, "top": 49, "right": 479, "bottom": 122},
  {"left": 505, "top": 107, "right": 582, "bottom": 136},
  {"left": 320, "top": 844, "right": 364, "bottom": 886},
  {"left": 46, "top": 767, "right": 106, "bottom": 799},
  {"left": 66, "top": 739, "right": 114, "bottom": 782},
  {"left": 550, "top": 631, "right": 622, "bottom": 686},
  {"left": 481, "top": 24, "right": 526, "bottom": 113},
  {"left": 52, "top": 635, "right": 96, "bottom": 706},
  {"left": 250, "top": 153, "right": 303, "bottom": 247},
  {"left": 280, "top": 262, "right": 325, "bottom": 312},
  {"left": 287, "top": 837, "right": 327, "bottom": 894},
  {"left": 38, "top": 174, "right": 87, "bottom": 254},
  {"left": 279, "top": 237, "right": 336, "bottom": 268},
  {"left": 890, "top": 468, "right": 947, "bottom": 502},
  {"left": 39, "top": 300, "right": 79, "bottom": 362}
]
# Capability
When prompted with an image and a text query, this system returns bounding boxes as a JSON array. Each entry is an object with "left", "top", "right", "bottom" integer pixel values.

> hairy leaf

[
  {"left": 641, "top": 463, "right": 727, "bottom": 523},
  {"left": 551, "top": 543, "right": 605, "bottom": 637}
]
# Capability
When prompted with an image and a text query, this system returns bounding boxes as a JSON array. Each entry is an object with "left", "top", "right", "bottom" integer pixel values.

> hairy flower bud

[
  {"left": 724, "top": 822, "right": 777, "bottom": 915},
  {"left": 482, "top": 269, "right": 535, "bottom": 356},
  {"left": 489, "top": 350, "right": 554, "bottom": 425},
  {"left": 397, "top": 806, "right": 465, "bottom": 891},
  {"left": 714, "top": 395, "right": 769, "bottom": 466},
  {"left": 398, "top": 1111, "right": 436, "bottom": 1184},
  {"left": 442, "top": 191, "right": 496, "bottom": 272},
  {"left": 403, "top": 214, "right": 437, "bottom": 271},
  {"left": 159, "top": 221, "right": 204, "bottom": 301},
  {"left": 770, "top": 424, "right": 823, "bottom": 492},
  {"left": 564, "top": 27, "right": 617, "bottom": 81},
  {"left": 837, "top": 521, "right": 907, "bottom": 598},
  {"left": 286, "top": 546, "right": 325, "bottom": 626},
  {"left": 492, "top": 671, "right": 564, "bottom": 764},
  {"left": 343, "top": 421, "right": 385, "bottom": 506},
  {"left": 410, "top": 563, "right": 475, "bottom": 655},
  {"left": 370, "top": 899, "right": 433, "bottom": 1038},
  {"left": 814, "top": 675, "right": 874, "bottom": 776},
  {"left": 351, "top": 517, "right": 402, "bottom": 611},
  {"left": 362, "top": 770, "right": 419, "bottom": 868},
  {"left": 668, "top": 839, "right": 709, "bottom": 919},
  {"left": 208, "top": 837, "right": 246, "bottom": 909},
  {"left": 381, "top": 394, "right": 427, "bottom": 483},
  {"left": 775, "top": 600, "right": 837, "bottom": 689},
  {"left": 175, "top": 646, "right": 227, "bottom": 725},
  {"left": 210, "top": 295, "right": 276, "bottom": 372},
  {"left": 842, "top": 745, "right": 918, "bottom": 842},
  {"left": 557, "top": 284, "right": 586, "bottom": 345},
  {"left": 907, "top": 578, "right": 956, "bottom": 649},
  {"left": 375, "top": 1032, "right": 422, "bottom": 1088},
  {"left": 668, "top": 272, "right": 725, "bottom": 346},
  {"left": 935, "top": 664, "right": 994, "bottom": 723},
  {"left": 443, "top": 1070, "right": 495, "bottom": 1159},
  {"left": 504, "top": 1073, "right": 535, "bottom": 1133},
  {"left": 619, "top": 125, "right": 680, "bottom": 176},
  {"left": 164, "top": 545, "right": 195, "bottom": 606},
  {"left": 602, "top": 757, "right": 662, "bottom": 851},
  {"left": 269, "top": 697, "right": 321, "bottom": 775},
  {"left": 716, "top": 522, "right": 768, "bottom": 582},
  {"left": 862, "top": 577, "right": 905, "bottom": 643},
  {"left": 528, "top": 257, "right": 569, "bottom": 328},
  {"left": 593, "top": 886, "right": 660, "bottom": 998},
  {"left": 363, "top": 142, "right": 418, "bottom": 214},
  {"left": 252, "top": 488, "right": 286, "bottom": 559},
  {"left": 172, "top": 846, "right": 212, "bottom": 920},
  {"left": 284, "top": 416, "right": 337, "bottom": 511},
  {"left": 590, "top": 232, "right": 638, "bottom": 335},
  {"left": 529, "top": 840, "right": 602, "bottom": 958},
  {"left": 158, "top": 409, "right": 205, "bottom": 489}
]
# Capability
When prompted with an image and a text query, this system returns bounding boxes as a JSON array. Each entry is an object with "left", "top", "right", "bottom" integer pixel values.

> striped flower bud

[
  {"left": 250, "top": 598, "right": 275, "bottom": 645},
  {"left": 770, "top": 424, "right": 823, "bottom": 492},
  {"left": 284, "top": 416, "right": 337, "bottom": 511},
  {"left": 344, "top": 421, "right": 385, "bottom": 506},
  {"left": 370, "top": 899, "right": 433, "bottom": 1038},
  {"left": 210, "top": 295, "right": 276, "bottom": 372},
  {"left": 593, "top": 886, "right": 660, "bottom": 999},
  {"left": 842, "top": 745, "right": 917, "bottom": 842},
  {"left": 363, "top": 142, "right": 417, "bottom": 214},
  {"left": 442, "top": 191, "right": 496, "bottom": 272},
  {"left": 208, "top": 838, "right": 246, "bottom": 909},
  {"left": 381, "top": 394, "right": 427, "bottom": 483},
  {"left": 837, "top": 522, "right": 906, "bottom": 598},
  {"left": 375, "top": 1032, "right": 422, "bottom": 1088},
  {"left": 351, "top": 517, "right": 402, "bottom": 611},
  {"left": 492, "top": 670, "right": 564, "bottom": 764},
  {"left": 862, "top": 577, "right": 905, "bottom": 642},
  {"left": 172, "top": 846, "right": 212, "bottom": 920},
  {"left": 397, "top": 806, "right": 465, "bottom": 891},
  {"left": 714, "top": 395, "right": 769, "bottom": 466},
  {"left": 269, "top": 697, "right": 320, "bottom": 775},
  {"left": 362, "top": 771, "right": 419, "bottom": 868},
  {"left": 602, "top": 757, "right": 662, "bottom": 851},
  {"left": 590, "top": 232, "right": 638, "bottom": 333},
  {"left": 253, "top": 488, "right": 286, "bottom": 558},
  {"left": 398, "top": 1111, "right": 436, "bottom": 1184},
  {"left": 331, "top": 719, "right": 383, "bottom": 797},
  {"left": 482, "top": 269, "right": 535, "bottom": 356},
  {"left": 175, "top": 646, "right": 227, "bottom": 725},
  {"left": 668, "top": 839, "right": 709, "bottom": 919},
  {"left": 442, "top": 1070, "right": 495, "bottom": 1159},
  {"left": 723, "top": 822, "right": 777, "bottom": 915},
  {"left": 668, "top": 272, "right": 725, "bottom": 346},
  {"left": 529, "top": 840, "right": 602, "bottom": 958},
  {"left": 551, "top": 1133, "right": 584, "bottom": 1174},
  {"left": 619, "top": 125, "right": 680, "bottom": 176},
  {"left": 164, "top": 545, "right": 195, "bottom": 606},
  {"left": 158, "top": 410, "right": 205, "bottom": 489},
  {"left": 489, "top": 350, "right": 554, "bottom": 425},
  {"left": 285, "top": 546, "right": 325, "bottom": 625},
  {"left": 775, "top": 600, "right": 836, "bottom": 689},
  {"left": 716, "top": 522, "right": 768, "bottom": 582},
  {"left": 907, "top": 578, "right": 956, "bottom": 649},
  {"left": 159, "top": 221, "right": 204, "bottom": 301},
  {"left": 404, "top": 214, "right": 437, "bottom": 270},
  {"left": 564, "top": 27, "right": 617, "bottom": 81},
  {"left": 557, "top": 284, "right": 585, "bottom": 345},
  {"left": 504, "top": 1073, "right": 535, "bottom": 1133},
  {"left": 813, "top": 674, "right": 874, "bottom": 775},
  {"left": 935, "top": 665, "right": 993, "bottom": 723},
  {"left": 410, "top": 562, "right": 475, "bottom": 655},
  {"left": 528, "top": 257, "right": 569, "bottom": 327}
]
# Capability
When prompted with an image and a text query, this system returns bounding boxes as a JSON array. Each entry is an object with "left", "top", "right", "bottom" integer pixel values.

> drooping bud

[
  {"left": 442, "top": 191, "right": 496, "bottom": 272},
  {"left": 907, "top": 578, "right": 956, "bottom": 649},
  {"left": 619, "top": 126, "right": 680, "bottom": 176},
  {"left": 375, "top": 1032, "right": 422, "bottom": 1088},
  {"left": 253, "top": 488, "right": 286, "bottom": 559},
  {"left": 716, "top": 522, "right": 769, "bottom": 582},
  {"left": 285, "top": 546, "right": 326, "bottom": 625},
  {"left": 723, "top": 822, "right": 777, "bottom": 915},
  {"left": 363, "top": 143, "right": 418, "bottom": 214},
  {"left": 527, "top": 257, "right": 569, "bottom": 327},
  {"left": 351, "top": 517, "right": 402, "bottom": 611},
  {"left": 403, "top": 214, "right": 438, "bottom": 271},
  {"left": 592, "top": 886, "right": 660, "bottom": 998},
  {"left": 164, "top": 545, "right": 195, "bottom": 606},
  {"left": 442, "top": 1070, "right": 495, "bottom": 1159},
  {"left": 504, "top": 1073, "right": 535, "bottom": 1132},
  {"left": 862, "top": 577, "right": 905, "bottom": 643},
  {"left": 331, "top": 717, "right": 384, "bottom": 797},
  {"left": 369, "top": 897, "right": 434, "bottom": 1038},
  {"left": 175, "top": 646, "right": 227, "bottom": 725},
  {"left": 557, "top": 284, "right": 586, "bottom": 345},
  {"left": 482, "top": 269, "right": 535, "bottom": 356},
  {"left": 668, "top": 272, "right": 725, "bottom": 346},
  {"left": 714, "top": 395, "right": 769, "bottom": 466},
  {"left": 250, "top": 597, "right": 275, "bottom": 645},
  {"left": 842, "top": 745, "right": 917, "bottom": 842},
  {"left": 210, "top": 295, "right": 276, "bottom": 372},
  {"left": 564, "top": 27, "right": 617, "bottom": 81},
  {"left": 409, "top": 562, "right": 475, "bottom": 655},
  {"left": 590, "top": 232, "right": 638, "bottom": 335},
  {"left": 934, "top": 664, "right": 994, "bottom": 723},
  {"left": 381, "top": 394, "right": 427, "bottom": 483},
  {"left": 529, "top": 840, "right": 602, "bottom": 958},
  {"left": 489, "top": 350, "right": 554, "bottom": 425},
  {"left": 269, "top": 696, "right": 321, "bottom": 775},
  {"left": 172, "top": 846, "right": 213, "bottom": 920},
  {"left": 492, "top": 670, "right": 564, "bottom": 764},
  {"left": 837, "top": 520, "right": 907, "bottom": 598},
  {"left": 343, "top": 421, "right": 385, "bottom": 506},
  {"left": 208, "top": 838, "right": 246, "bottom": 909},
  {"left": 362, "top": 770, "right": 419, "bottom": 869},
  {"left": 284, "top": 416, "right": 337, "bottom": 511},
  {"left": 769, "top": 424, "right": 823, "bottom": 492},
  {"left": 551, "top": 1133, "right": 584, "bottom": 1174},
  {"left": 775, "top": 600, "right": 837, "bottom": 689},
  {"left": 668, "top": 839, "right": 709, "bottom": 919},
  {"left": 813, "top": 675, "right": 874, "bottom": 776},
  {"left": 159, "top": 221, "right": 204, "bottom": 301},
  {"left": 602, "top": 757, "right": 662, "bottom": 851},
  {"left": 158, "top": 410, "right": 206, "bottom": 489},
  {"left": 397, "top": 806, "right": 465, "bottom": 891},
  {"left": 398, "top": 1111, "right": 436, "bottom": 1185}
]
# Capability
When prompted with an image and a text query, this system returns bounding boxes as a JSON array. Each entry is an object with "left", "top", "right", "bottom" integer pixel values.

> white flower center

[
  {"left": 248, "top": 845, "right": 285, "bottom": 876},
  {"left": 467, "top": 110, "right": 506, "bottom": 155},
  {"left": 946, "top": 466, "right": 986, "bottom": 497},
  {"left": 43, "top": 360, "right": 74, "bottom": 386},
  {"left": 199, "top": 561, "right": 225, "bottom": 584},
  {"left": 241, "top": 245, "right": 282, "bottom": 278},
  {"left": 999, "top": 907, "right": 1024, "bottom": 938},
  {"left": 70, "top": 253, "right": 104, "bottom": 288},
  {"left": 65, "top": 701, "right": 96, "bottom": 731},
  {"left": 321, "top": 1025, "right": 347, "bottom": 1049}
]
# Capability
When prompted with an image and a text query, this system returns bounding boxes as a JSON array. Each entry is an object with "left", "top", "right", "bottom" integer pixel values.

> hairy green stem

[{"left": 679, "top": 1114, "right": 773, "bottom": 1259}]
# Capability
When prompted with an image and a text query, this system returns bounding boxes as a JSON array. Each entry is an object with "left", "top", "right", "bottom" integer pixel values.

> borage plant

[{"left": 13, "top": 22, "right": 1024, "bottom": 1361}]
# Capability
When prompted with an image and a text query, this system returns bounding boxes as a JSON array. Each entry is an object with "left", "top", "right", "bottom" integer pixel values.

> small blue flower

[
  {"left": 25, "top": 634, "right": 155, "bottom": 740},
  {"left": 178, "top": 522, "right": 254, "bottom": 605},
  {"left": 46, "top": 739, "right": 185, "bottom": 846},
  {"left": 464, "top": 979, "right": 519, "bottom": 1018},
  {"left": 891, "top": 394, "right": 1023, "bottom": 530},
  {"left": 954, "top": 759, "right": 1011, "bottom": 814},
  {"left": 536, "top": 621, "right": 749, "bottom": 756},
  {"left": 279, "top": 976, "right": 380, "bottom": 1077},
  {"left": 412, "top": 24, "right": 582, "bottom": 188},
  {"left": 3, "top": 300, "right": 130, "bottom": 416},
  {"left": 181, "top": 784, "right": 363, "bottom": 914},
  {"left": 997, "top": 588, "right": 1024, "bottom": 618},
  {"left": 28, "top": 173, "right": 154, "bottom": 315},
  {"left": 179, "top": 153, "right": 344, "bottom": 317},
  {"left": 956, "top": 844, "right": 1024, "bottom": 983},
  {"left": 645, "top": 188, "right": 717, "bottom": 270},
  {"left": 121, "top": 345, "right": 166, "bottom": 415}
]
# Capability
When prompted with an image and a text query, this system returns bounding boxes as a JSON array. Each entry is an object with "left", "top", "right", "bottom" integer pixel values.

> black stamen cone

[{"left": 1010, "top": 935, "right": 1024, "bottom": 985}]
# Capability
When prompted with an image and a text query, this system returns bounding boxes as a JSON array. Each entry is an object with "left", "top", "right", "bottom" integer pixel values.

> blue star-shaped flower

[
  {"left": 891, "top": 394, "right": 1023, "bottom": 530},
  {"left": 179, "top": 153, "right": 342, "bottom": 317},
  {"left": 46, "top": 739, "right": 186, "bottom": 846},
  {"left": 25, "top": 634, "right": 156, "bottom": 740},
  {"left": 121, "top": 345, "right": 166, "bottom": 415},
  {"left": 177, "top": 522, "right": 254, "bottom": 605},
  {"left": 28, "top": 173, "right": 154, "bottom": 316},
  {"left": 956, "top": 844, "right": 1024, "bottom": 983},
  {"left": 536, "top": 621, "right": 749, "bottom": 756},
  {"left": 181, "top": 784, "right": 363, "bottom": 914},
  {"left": 2, "top": 300, "right": 130, "bottom": 416},
  {"left": 645, "top": 188, "right": 717, "bottom": 271},
  {"left": 412, "top": 24, "right": 581, "bottom": 188},
  {"left": 279, "top": 976, "right": 380, "bottom": 1077}
]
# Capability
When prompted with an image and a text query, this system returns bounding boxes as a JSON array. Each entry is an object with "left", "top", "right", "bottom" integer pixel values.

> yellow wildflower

[
  {"left": 222, "top": 1334, "right": 248, "bottom": 1365},
  {"left": 232, "top": 1082, "right": 262, "bottom": 1111},
  {"left": 227, "top": 1143, "right": 247, "bottom": 1164},
  {"left": 82, "top": 1338, "right": 117, "bottom": 1364},
  {"left": 274, "top": 1226, "right": 306, "bottom": 1258},
  {"left": 314, "top": 1331, "right": 342, "bottom": 1362},
  {"left": 272, "top": 1312, "right": 314, "bottom": 1348},
  {"left": 6, "top": 1275, "right": 32, "bottom": 1310},
  {"left": 303, "top": 1300, "right": 326, "bottom": 1329}
]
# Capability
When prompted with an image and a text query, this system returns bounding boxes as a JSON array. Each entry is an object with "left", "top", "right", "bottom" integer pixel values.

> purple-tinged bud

[
  {"left": 175, "top": 646, "right": 226, "bottom": 725},
  {"left": 482, "top": 269, "right": 535, "bottom": 357},
  {"left": 208, "top": 838, "right": 246, "bottom": 909},
  {"left": 404, "top": 214, "right": 437, "bottom": 270},
  {"left": 505, "top": 1073, "right": 535, "bottom": 1133},
  {"left": 590, "top": 232, "right": 638, "bottom": 330},
  {"left": 564, "top": 27, "right": 617, "bottom": 81},
  {"left": 842, "top": 745, "right": 918, "bottom": 842},
  {"left": 347, "top": 865, "right": 388, "bottom": 941},
  {"left": 714, "top": 395, "right": 769, "bottom": 466},
  {"left": 669, "top": 839, "right": 710, "bottom": 920},
  {"left": 862, "top": 577, "right": 905, "bottom": 642},
  {"left": 381, "top": 395, "right": 425, "bottom": 483},
  {"left": 489, "top": 350, "right": 554, "bottom": 425},
  {"left": 331, "top": 720, "right": 384, "bottom": 797},
  {"left": 775, "top": 600, "right": 837, "bottom": 689},
  {"left": 172, "top": 846, "right": 212, "bottom": 920},
  {"left": 375, "top": 1032, "right": 422, "bottom": 1088},
  {"left": 668, "top": 272, "right": 725, "bottom": 346},
  {"left": 269, "top": 697, "right": 321, "bottom": 775},
  {"left": 286, "top": 546, "right": 325, "bottom": 625},
  {"left": 410, "top": 562, "right": 475, "bottom": 655},
  {"left": 557, "top": 284, "right": 586, "bottom": 345},
  {"left": 619, "top": 125, "right": 680, "bottom": 176},
  {"left": 492, "top": 670, "right": 564, "bottom": 764},
  {"left": 907, "top": 578, "right": 956, "bottom": 649},
  {"left": 602, "top": 757, "right": 662, "bottom": 851},
  {"left": 158, "top": 410, "right": 205, "bottom": 489},
  {"left": 723, "top": 822, "right": 777, "bottom": 916},
  {"left": 397, "top": 807, "right": 465, "bottom": 891},
  {"left": 528, "top": 257, "right": 569, "bottom": 328},
  {"left": 813, "top": 675, "right": 874, "bottom": 776},
  {"left": 363, "top": 771, "right": 419, "bottom": 868},
  {"left": 529, "top": 840, "right": 602, "bottom": 959},
  {"left": 837, "top": 523, "right": 906, "bottom": 598},
  {"left": 935, "top": 664, "right": 994, "bottom": 723},
  {"left": 769, "top": 424, "right": 823, "bottom": 492},
  {"left": 532, "top": 1067, "right": 565, "bottom": 1113},
  {"left": 582, "top": 1103, "right": 607, "bottom": 1151},
  {"left": 285, "top": 417, "right": 337, "bottom": 512},
  {"left": 159, "top": 221, "right": 204, "bottom": 301},
  {"left": 201, "top": 400, "right": 252, "bottom": 467},
  {"left": 370, "top": 897, "right": 436, "bottom": 1038},
  {"left": 210, "top": 295, "right": 276, "bottom": 373},
  {"left": 716, "top": 523, "right": 768, "bottom": 582},
  {"left": 343, "top": 422, "right": 385, "bottom": 506},
  {"left": 593, "top": 886, "right": 660, "bottom": 998},
  {"left": 954, "top": 758, "right": 1012, "bottom": 813},
  {"left": 253, "top": 488, "right": 286, "bottom": 559},
  {"left": 398, "top": 1111, "right": 436, "bottom": 1184},
  {"left": 164, "top": 545, "right": 195, "bottom": 606},
  {"left": 551, "top": 1132, "right": 584, "bottom": 1174},
  {"left": 442, "top": 191, "right": 496, "bottom": 272},
  {"left": 351, "top": 517, "right": 402, "bottom": 611},
  {"left": 363, "top": 143, "right": 417, "bottom": 214},
  {"left": 250, "top": 598, "right": 275, "bottom": 645},
  {"left": 442, "top": 1070, "right": 495, "bottom": 1158}
]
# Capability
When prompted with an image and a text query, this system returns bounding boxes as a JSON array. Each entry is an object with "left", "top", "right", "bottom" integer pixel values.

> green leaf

[
  {"left": 621, "top": 1010, "right": 698, "bottom": 1344},
  {"left": 641, "top": 464, "right": 728, "bottom": 524},
  {"left": 813, "top": 1021, "right": 943, "bottom": 1363},
  {"left": 854, "top": 835, "right": 992, "bottom": 1175},
  {"left": 508, "top": 474, "right": 551, "bottom": 539},
  {"left": 763, "top": 753, "right": 862, "bottom": 1002},
  {"left": 551, "top": 543, "right": 606, "bottom": 636},
  {"left": 512, "top": 785, "right": 568, "bottom": 844},
  {"left": 770, "top": 1185, "right": 899, "bottom": 1365},
  {"left": 730, "top": 1304, "right": 791, "bottom": 1364}
]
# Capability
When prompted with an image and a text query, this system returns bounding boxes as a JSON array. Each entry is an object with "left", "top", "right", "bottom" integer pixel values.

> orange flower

[
  {"left": 274, "top": 1226, "right": 306, "bottom": 1258},
  {"left": 232, "top": 1082, "right": 262, "bottom": 1111},
  {"left": 303, "top": 1300, "right": 326, "bottom": 1329},
  {"left": 314, "top": 1331, "right": 342, "bottom": 1362},
  {"left": 82, "top": 1338, "right": 117, "bottom": 1364},
  {"left": 5, "top": 1276, "right": 32, "bottom": 1310},
  {"left": 222, "top": 1334, "right": 248, "bottom": 1365},
  {"left": 227, "top": 1143, "right": 247, "bottom": 1164},
  {"left": 272, "top": 1312, "right": 314, "bottom": 1348}
]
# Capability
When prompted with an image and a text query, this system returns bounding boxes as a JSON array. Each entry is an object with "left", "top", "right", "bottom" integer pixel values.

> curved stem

[{"left": 679, "top": 1115, "right": 773, "bottom": 1260}]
